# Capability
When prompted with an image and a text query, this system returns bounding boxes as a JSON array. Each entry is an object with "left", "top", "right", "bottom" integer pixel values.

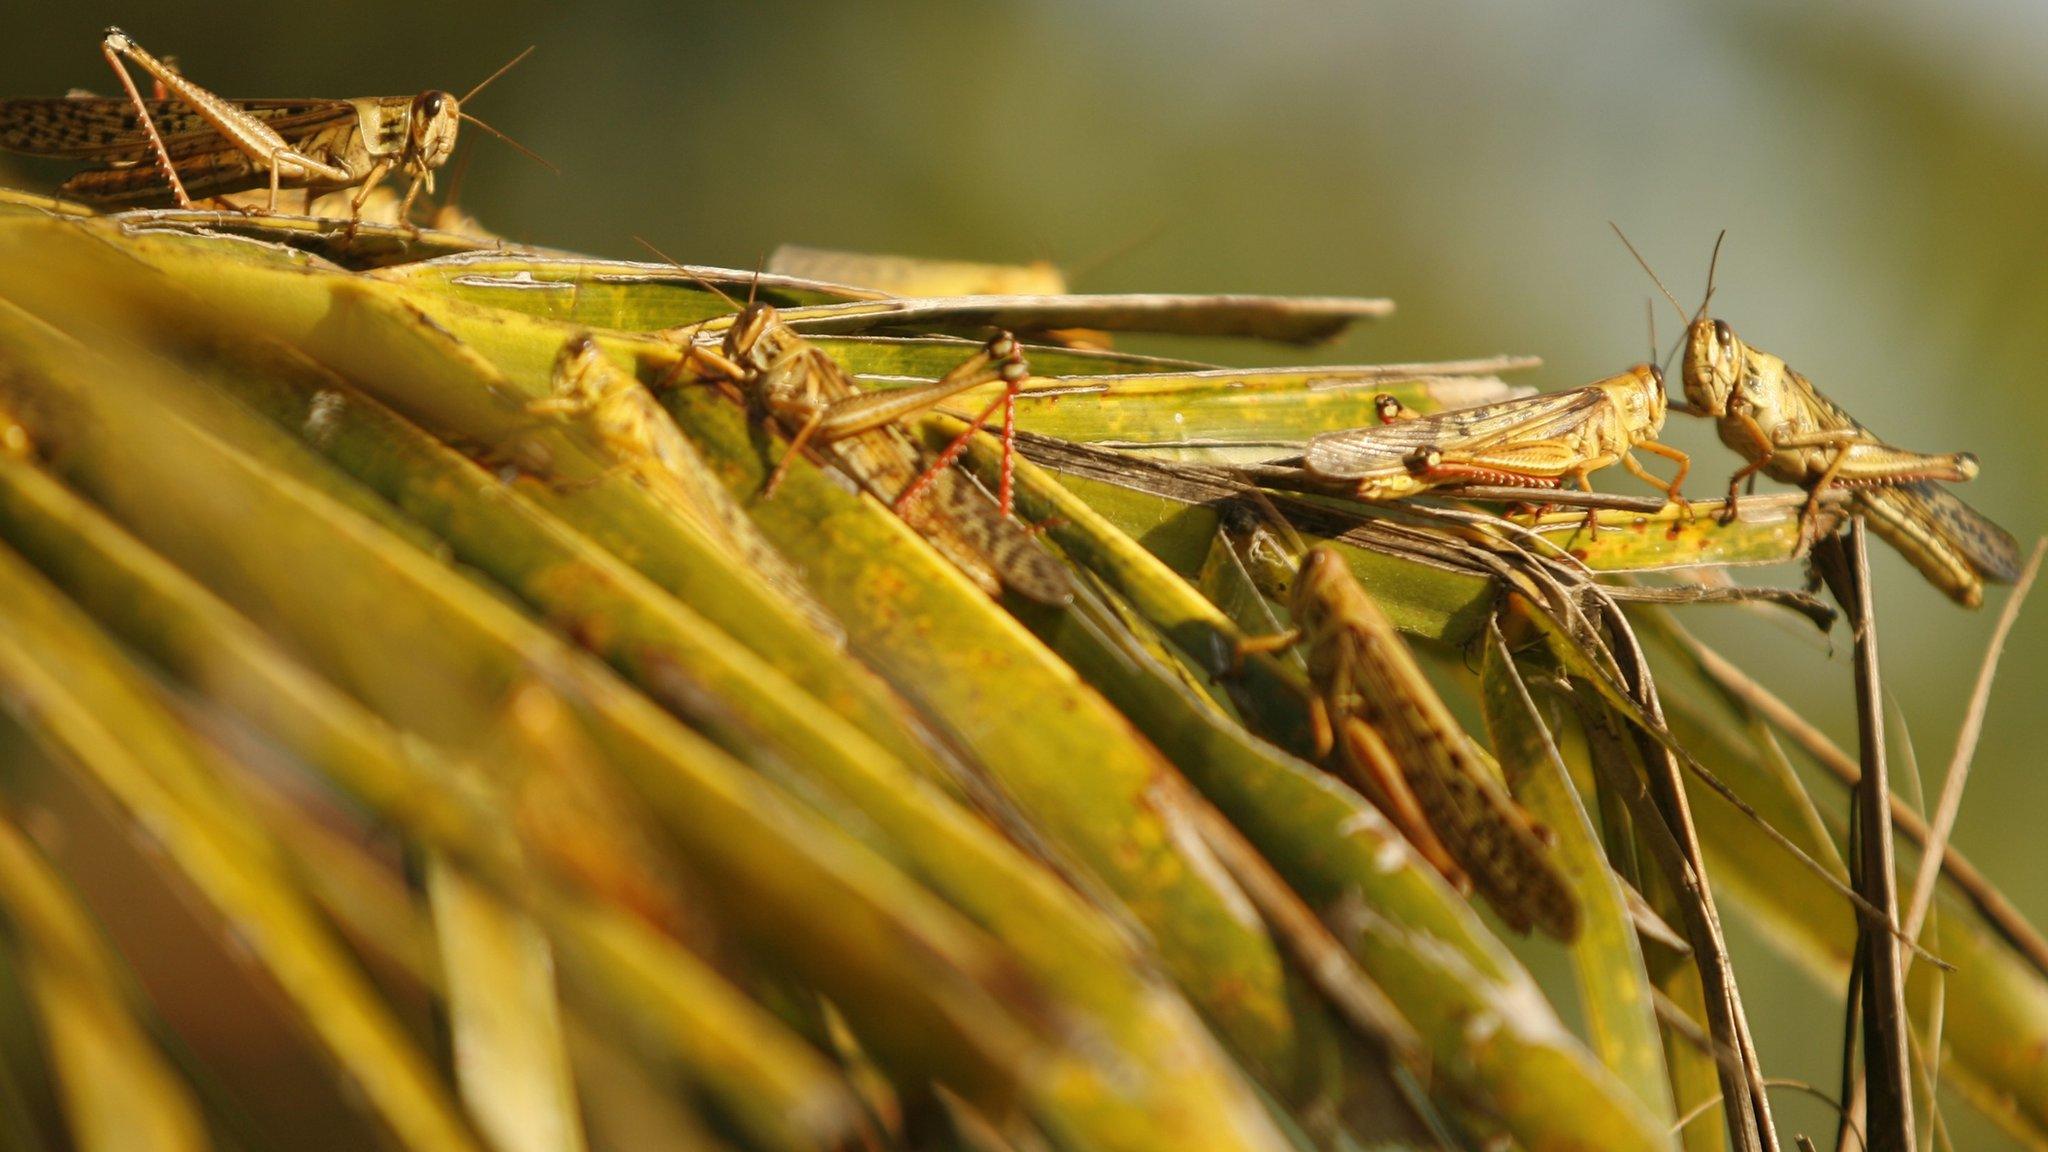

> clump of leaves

[{"left": 0, "top": 193, "right": 2038, "bottom": 1152}]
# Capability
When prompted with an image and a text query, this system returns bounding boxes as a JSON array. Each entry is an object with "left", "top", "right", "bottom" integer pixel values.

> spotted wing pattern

[
  {"left": 0, "top": 97, "right": 348, "bottom": 161},
  {"left": 1776, "top": 364, "right": 2019, "bottom": 601},
  {"left": 1301, "top": 557, "right": 1579, "bottom": 940},
  {"left": 1857, "top": 482, "right": 2023, "bottom": 606}
]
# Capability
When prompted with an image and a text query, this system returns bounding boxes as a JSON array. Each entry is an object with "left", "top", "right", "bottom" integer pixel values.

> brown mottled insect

[
  {"left": 1297, "top": 363, "right": 1689, "bottom": 513},
  {"left": 665, "top": 281, "right": 1074, "bottom": 606},
  {"left": 531, "top": 333, "right": 844, "bottom": 642},
  {"left": 0, "top": 29, "right": 534, "bottom": 218},
  {"left": 1616, "top": 226, "right": 2020, "bottom": 606},
  {"left": 1682, "top": 317, "right": 2018, "bottom": 607},
  {"left": 1238, "top": 532, "right": 1579, "bottom": 941}
]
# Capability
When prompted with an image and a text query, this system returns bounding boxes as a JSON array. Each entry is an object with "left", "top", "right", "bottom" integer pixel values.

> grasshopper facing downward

[
  {"left": 1238, "top": 537, "right": 1580, "bottom": 941},
  {"left": 530, "top": 333, "right": 845, "bottom": 642},
  {"left": 0, "top": 29, "right": 528, "bottom": 219},
  {"left": 666, "top": 293, "right": 1075, "bottom": 606},
  {"left": 1682, "top": 317, "right": 2020, "bottom": 607}
]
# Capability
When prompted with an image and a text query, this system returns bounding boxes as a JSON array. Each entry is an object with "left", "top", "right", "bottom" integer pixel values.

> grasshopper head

[
  {"left": 1621, "top": 363, "right": 1667, "bottom": 434},
  {"left": 548, "top": 333, "right": 607, "bottom": 406},
  {"left": 1289, "top": 546, "right": 1347, "bottom": 626},
  {"left": 1683, "top": 318, "right": 1744, "bottom": 417},
  {"left": 404, "top": 90, "right": 463, "bottom": 179},
  {"left": 723, "top": 302, "right": 790, "bottom": 372}
]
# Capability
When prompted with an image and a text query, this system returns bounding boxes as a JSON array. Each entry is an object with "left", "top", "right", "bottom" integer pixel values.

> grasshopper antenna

[
  {"left": 634, "top": 236, "right": 746, "bottom": 313},
  {"left": 458, "top": 112, "right": 558, "bottom": 173},
  {"left": 1065, "top": 218, "right": 1174, "bottom": 288},
  {"left": 1697, "top": 229, "right": 1725, "bottom": 324},
  {"left": 1646, "top": 298, "right": 1693, "bottom": 387},
  {"left": 1663, "top": 230, "right": 1727, "bottom": 388},
  {"left": 460, "top": 46, "right": 535, "bottom": 106},
  {"left": 451, "top": 46, "right": 555, "bottom": 173},
  {"left": 1610, "top": 222, "right": 1690, "bottom": 327},
  {"left": 1611, "top": 223, "right": 1702, "bottom": 383}
]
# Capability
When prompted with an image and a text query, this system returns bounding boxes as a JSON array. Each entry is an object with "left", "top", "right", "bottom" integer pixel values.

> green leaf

[
  {"left": 0, "top": 812, "right": 210, "bottom": 1152},
  {"left": 1478, "top": 626, "right": 1677, "bottom": 1125},
  {"left": 968, "top": 426, "right": 1675, "bottom": 1151},
  {"left": 425, "top": 862, "right": 588, "bottom": 1152},
  {"left": 0, "top": 538, "right": 484, "bottom": 1152},
  {"left": 0, "top": 273, "right": 1046, "bottom": 1118}
]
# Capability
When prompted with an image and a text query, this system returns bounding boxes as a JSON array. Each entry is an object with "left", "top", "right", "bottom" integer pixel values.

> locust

[
  {"left": 1296, "top": 362, "right": 1690, "bottom": 514},
  {"left": 530, "top": 332, "right": 845, "bottom": 641},
  {"left": 1680, "top": 317, "right": 2019, "bottom": 606},
  {"left": 1615, "top": 226, "right": 2023, "bottom": 607},
  {"left": 1236, "top": 527, "right": 1579, "bottom": 940},
  {"left": 0, "top": 28, "right": 533, "bottom": 219},
  {"left": 658, "top": 273, "right": 1075, "bottom": 606}
]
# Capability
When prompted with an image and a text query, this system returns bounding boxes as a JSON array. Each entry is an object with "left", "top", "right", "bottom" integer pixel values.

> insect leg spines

[
  {"left": 99, "top": 29, "right": 189, "bottom": 205},
  {"left": 860, "top": 331, "right": 1029, "bottom": 515}
]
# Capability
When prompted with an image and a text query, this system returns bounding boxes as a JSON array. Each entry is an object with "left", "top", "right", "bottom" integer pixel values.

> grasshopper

[
  {"left": 658, "top": 271, "right": 1075, "bottom": 606},
  {"left": 1680, "top": 318, "right": 2019, "bottom": 606},
  {"left": 0, "top": 29, "right": 533, "bottom": 219},
  {"left": 1297, "top": 363, "right": 1690, "bottom": 514},
  {"left": 530, "top": 333, "right": 844, "bottom": 641},
  {"left": 1617, "top": 226, "right": 2022, "bottom": 607},
  {"left": 1617, "top": 226, "right": 2021, "bottom": 605},
  {"left": 1237, "top": 531, "right": 1579, "bottom": 940}
]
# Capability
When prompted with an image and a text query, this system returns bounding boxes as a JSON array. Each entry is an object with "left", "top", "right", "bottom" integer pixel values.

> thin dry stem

[
  {"left": 1670, "top": 626, "right": 2048, "bottom": 979},
  {"left": 1899, "top": 539, "right": 2044, "bottom": 961}
]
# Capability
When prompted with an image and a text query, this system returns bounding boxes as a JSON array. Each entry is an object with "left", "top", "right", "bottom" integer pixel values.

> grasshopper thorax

[
  {"left": 404, "top": 90, "right": 462, "bottom": 177},
  {"left": 1683, "top": 318, "right": 1744, "bottom": 418}
]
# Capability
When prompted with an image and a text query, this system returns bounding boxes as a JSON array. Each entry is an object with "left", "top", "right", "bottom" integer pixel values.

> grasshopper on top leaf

[{"left": 0, "top": 29, "right": 533, "bottom": 221}]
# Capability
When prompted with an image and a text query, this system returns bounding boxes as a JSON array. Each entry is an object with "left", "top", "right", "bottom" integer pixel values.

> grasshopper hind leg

[
  {"left": 891, "top": 333, "right": 1031, "bottom": 517},
  {"left": 99, "top": 30, "right": 191, "bottom": 207}
]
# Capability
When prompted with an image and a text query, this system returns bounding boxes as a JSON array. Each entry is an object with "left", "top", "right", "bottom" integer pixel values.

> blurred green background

[{"left": 3, "top": 1, "right": 2042, "bottom": 1141}]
